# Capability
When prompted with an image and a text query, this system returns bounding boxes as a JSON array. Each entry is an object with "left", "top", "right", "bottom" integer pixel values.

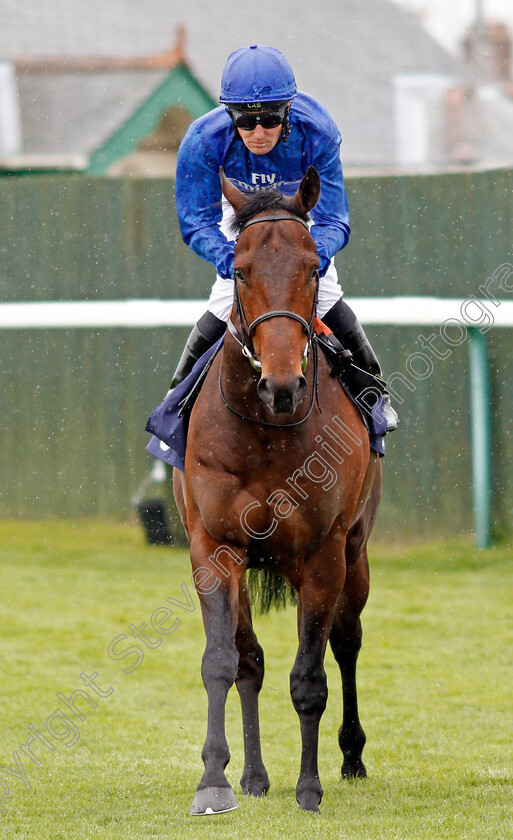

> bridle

[
  {"left": 229, "top": 214, "right": 318, "bottom": 372},
  {"left": 221, "top": 212, "right": 321, "bottom": 427}
]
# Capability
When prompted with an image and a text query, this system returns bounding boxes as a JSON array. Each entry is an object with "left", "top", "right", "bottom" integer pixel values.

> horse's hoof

[
  {"left": 296, "top": 788, "right": 322, "bottom": 813},
  {"left": 190, "top": 785, "right": 238, "bottom": 815},
  {"left": 240, "top": 769, "right": 270, "bottom": 797},
  {"left": 241, "top": 778, "right": 270, "bottom": 797},
  {"left": 342, "top": 759, "right": 367, "bottom": 779}
]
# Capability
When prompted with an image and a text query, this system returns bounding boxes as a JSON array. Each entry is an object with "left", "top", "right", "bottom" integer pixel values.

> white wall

[
  {"left": 393, "top": 0, "right": 513, "bottom": 54},
  {"left": 0, "top": 62, "right": 22, "bottom": 155}
]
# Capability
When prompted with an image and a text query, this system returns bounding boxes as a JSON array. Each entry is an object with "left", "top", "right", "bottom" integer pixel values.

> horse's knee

[
  {"left": 290, "top": 663, "right": 328, "bottom": 719},
  {"left": 201, "top": 643, "right": 239, "bottom": 689}
]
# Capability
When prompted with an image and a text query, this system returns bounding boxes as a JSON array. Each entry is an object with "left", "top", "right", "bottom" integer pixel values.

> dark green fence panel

[
  {"left": 0, "top": 175, "right": 212, "bottom": 302},
  {"left": 340, "top": 169, "right": 513, "bottom": 298},
  {"left": 1, "top": 171, "right": 512, "bottom": 539}
]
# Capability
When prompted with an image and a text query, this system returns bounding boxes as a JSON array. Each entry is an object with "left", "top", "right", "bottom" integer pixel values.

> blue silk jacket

[{"left": 176, "top": 91, "right": 350, "bottom": 279}]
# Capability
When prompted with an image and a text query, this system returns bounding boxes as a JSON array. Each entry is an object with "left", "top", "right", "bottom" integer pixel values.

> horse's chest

[
  {"left": 192, "top": 451, "right": 354, "bottom": 556},
  {"left": 187, "top": 388, "right": 368, "bottom": 554},
  {"left": 242, "top": 474, "right": 345, "bottom": 551}
]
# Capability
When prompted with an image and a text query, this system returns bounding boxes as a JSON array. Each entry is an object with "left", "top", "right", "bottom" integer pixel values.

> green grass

[{"left": 0, "top": 520, "right": 512, "bottom": 839}]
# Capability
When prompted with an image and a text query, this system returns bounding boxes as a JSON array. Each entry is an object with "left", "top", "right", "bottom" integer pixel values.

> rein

[{"left": 221, "top": 211, "right": 321, "bottom": 428}]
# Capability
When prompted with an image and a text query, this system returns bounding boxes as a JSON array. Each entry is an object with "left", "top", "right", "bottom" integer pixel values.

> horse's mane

[{"left": 229, "top": 188, "right": 309, "bottom": 236}]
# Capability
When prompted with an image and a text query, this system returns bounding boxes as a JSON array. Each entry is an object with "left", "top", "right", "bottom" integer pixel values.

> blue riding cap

[{"left": 219, "top": 45, "right": 297, "bottom": 105}]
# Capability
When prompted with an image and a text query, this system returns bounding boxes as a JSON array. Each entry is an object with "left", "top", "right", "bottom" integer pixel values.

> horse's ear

[
  {"left": 220, "top": 167, "right": 247, "bottom": 212},
  {"left": 292, "top": 166, "right": 321, "bottom": 214}
]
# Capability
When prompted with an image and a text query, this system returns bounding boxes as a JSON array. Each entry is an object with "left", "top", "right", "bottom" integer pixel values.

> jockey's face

[{"left": 237, "top": 121, "right": 283, "bottom": 155}]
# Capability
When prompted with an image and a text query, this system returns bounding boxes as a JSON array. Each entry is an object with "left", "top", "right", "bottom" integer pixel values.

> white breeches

[{"left": 207, "top": 259, "right": 343, "bottom": 322}]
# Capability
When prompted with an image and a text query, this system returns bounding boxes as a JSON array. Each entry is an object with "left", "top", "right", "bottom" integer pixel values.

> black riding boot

[
  {"left": 323, "top": 298, "right": 398, "bottom": 432},
  {"left": 170, "top": 311, "right": 226, "bottom": 389}
]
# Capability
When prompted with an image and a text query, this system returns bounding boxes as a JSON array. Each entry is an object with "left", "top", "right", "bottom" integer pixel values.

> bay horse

[{"left": 173, "top": 166, "right": 382, "bottom": 815}]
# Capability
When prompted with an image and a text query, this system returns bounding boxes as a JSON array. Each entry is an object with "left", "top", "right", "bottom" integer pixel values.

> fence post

[{"left": 468, "top": 328, "right": 492, "bottom": 548}]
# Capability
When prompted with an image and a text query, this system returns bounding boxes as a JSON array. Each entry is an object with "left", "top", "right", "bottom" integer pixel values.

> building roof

[
  {"left": 179, "top": 0, "right": 463, "bottom": 166},
  {"left": 2, "top": 0, "right": 462, "bottom": 166},
  {"left": 2, "top": 0, "right": 511, "bottom": 168},
  {"left": 18, "top": 69, "right": 167, "bottom": 158}
]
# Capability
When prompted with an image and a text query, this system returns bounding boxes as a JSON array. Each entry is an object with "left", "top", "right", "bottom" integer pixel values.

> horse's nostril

[
  {"left": 296, "top": 375, "right": 307, "bottom": 401},
  {"left": 257, "top": 377, "right": 274, "bottom": 406}
]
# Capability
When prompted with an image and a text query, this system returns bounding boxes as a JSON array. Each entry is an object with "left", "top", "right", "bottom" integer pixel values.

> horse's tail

[{"left": 247, "top": 568, "right": 297, "bottom": 615}]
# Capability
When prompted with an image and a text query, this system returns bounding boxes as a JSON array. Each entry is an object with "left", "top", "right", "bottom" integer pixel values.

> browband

[{"left": 236, "top": 213, "right": 310, "bottom": 241}]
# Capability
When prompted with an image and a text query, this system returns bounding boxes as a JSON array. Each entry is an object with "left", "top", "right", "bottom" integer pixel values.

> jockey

[{"left": 172, "top": 44, "right": 398, "bottom": 431}]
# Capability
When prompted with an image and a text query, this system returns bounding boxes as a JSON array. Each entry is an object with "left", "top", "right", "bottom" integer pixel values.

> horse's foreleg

[
  {"left": 290, "top": 539, "right": 346, "bottom": 813},
  {"left": 329, "top": 544, "right": 370, "bottom": 779},
  {"left": 235, "top": 580, "right": 269, "bottom": 797},
  {"left": 189, "top": 530, "right": 245, "bottom": 816}
]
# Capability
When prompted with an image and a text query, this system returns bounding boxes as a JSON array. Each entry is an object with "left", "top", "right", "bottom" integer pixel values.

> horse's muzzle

[{"left": 257, "top": 375, "right": 308, "bottom": 415}]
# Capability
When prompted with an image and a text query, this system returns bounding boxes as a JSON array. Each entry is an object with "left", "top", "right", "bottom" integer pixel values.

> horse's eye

[
  {"left": 310, "top": 267, "right": 320, "bottom": 281},
  {"left": 234, "top": 268, "right": 246, "bottom": 284}
]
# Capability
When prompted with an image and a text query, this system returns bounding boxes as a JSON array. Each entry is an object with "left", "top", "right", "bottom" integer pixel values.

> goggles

[{"left": 227, "top": 103, "right": 289, "bottom": 131}]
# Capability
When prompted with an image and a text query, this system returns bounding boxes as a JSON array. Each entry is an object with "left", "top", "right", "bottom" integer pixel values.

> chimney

[
  {"left": 445, "top": 86, "right": 478, "bottom": 164},
  {"left": 463, "top": 22, "right": 512, "bottom": 83}
]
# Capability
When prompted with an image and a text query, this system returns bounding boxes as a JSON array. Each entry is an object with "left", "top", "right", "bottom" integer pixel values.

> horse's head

[{"left": 221, "top": 167, "right": 321, "bottom": 416}]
